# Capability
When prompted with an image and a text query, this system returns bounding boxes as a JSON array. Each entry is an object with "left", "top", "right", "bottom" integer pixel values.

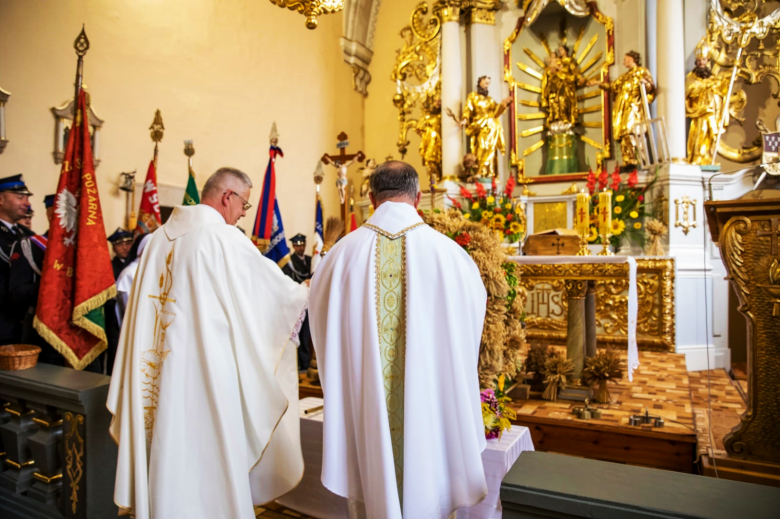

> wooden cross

[
  {"left": 321, "top": 132, "right": 365, "bottom": 228},
  {"left": 551, "top": 237, "right": 565, "bottom": 255},
  {"left": 757, "top": 217, "right": 780, "bottom": 256}
]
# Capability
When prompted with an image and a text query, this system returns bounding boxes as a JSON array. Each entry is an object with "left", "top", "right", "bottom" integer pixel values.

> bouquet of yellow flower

[
  {"left": 460, "top": 177, "right": 525, "bottom": 242},
  {"left": 481, "top": 374, "right": 516, "bottom": 440},
  {"left": 585, "top": 166, "right": 656, "bottom": 251}
]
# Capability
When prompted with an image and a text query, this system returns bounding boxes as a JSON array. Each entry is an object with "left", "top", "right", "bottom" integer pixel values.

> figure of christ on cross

[{"left": 321, "top": 132, "right": 365, "bottom": 226}]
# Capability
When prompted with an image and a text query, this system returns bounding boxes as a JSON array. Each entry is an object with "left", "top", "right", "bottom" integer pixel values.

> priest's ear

[
  {"left": 413, "top": 190, "right": 422, "bottom": 209},
  {"left": 369, "top": 191, "right": 377, "bottom": 209}
]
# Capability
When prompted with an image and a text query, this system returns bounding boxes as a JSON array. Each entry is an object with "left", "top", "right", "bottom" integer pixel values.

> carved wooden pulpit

[{"left": 705, "top": 198, "right": 780, "bottom": 466}]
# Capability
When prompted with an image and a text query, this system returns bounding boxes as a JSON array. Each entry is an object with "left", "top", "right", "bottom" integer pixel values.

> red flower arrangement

[
  {"left": 598, "top": 166, "right": 608, "bottom": 191},
  {"left": 454, "top": 231, "right": 472, "bottom": 248},
  {"left": 586, "top": 168, "right": 597, "bottom": 195}
]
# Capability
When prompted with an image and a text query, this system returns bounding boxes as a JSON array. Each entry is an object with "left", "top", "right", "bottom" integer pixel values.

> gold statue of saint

[
  {"left": 459, "top": 76, "right": 512, "bottom": 178},
  {"left": 685, "top": 41, "right": 730, "bottom": 165},
  {"left": 596, "top": 51, "right": 655, "bottom": 166},
  {"left": 416, "top": 93, "right": 442, "bottom": 182},
  {"left": 541, "top": 45, "right": 584, "bottom": 129}
]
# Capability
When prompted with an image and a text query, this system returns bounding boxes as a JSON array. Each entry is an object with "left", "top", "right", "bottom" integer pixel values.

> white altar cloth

[
  {"left": 277, "top": 398, "right": 535, "bottom": 519},
  {"left": 508, "top": 255, "right": 639, "bottom": 380}
]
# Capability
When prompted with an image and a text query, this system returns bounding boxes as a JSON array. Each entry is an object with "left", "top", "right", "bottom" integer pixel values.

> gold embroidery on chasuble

[
  {"left": 142, "top": 248, "right": 176, "bottom": 443},
  {"left": 375, "top": 233, "right": 407, "bottom": 506}
]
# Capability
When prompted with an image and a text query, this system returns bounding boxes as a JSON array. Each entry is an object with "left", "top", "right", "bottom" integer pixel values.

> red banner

[
  {"left": 136, "top": 158, "right": 161, "bottom": 235},
  {"left": 34, "top": 89, "right": 116, "bottom": 369}
]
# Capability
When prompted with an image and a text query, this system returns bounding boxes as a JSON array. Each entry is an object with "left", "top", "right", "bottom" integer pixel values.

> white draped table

[
  {"left": 508, "top": 255, "right": 639, "bottom": 380},
  {"left": 277, "top": 397, "right": 535, "bottom": 519}
]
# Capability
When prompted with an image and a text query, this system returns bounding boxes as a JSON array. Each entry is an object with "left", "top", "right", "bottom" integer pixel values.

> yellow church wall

[{"left": 0, "top": 0, "right": 364, "bottom": 242}]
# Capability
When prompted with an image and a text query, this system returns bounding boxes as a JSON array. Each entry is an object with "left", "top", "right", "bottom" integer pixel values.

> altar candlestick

[
  {"left": 597, "top": 188, "right": 613, "bottom": 256},
  {"left": 576, "top": 190, "right": 590, "bottom": 235},
  {"left": 598, "top": 189, "right": 612, "bottom": 235},
  {"left": 576, "top": 189, "right": 591, "bottom": 256}
]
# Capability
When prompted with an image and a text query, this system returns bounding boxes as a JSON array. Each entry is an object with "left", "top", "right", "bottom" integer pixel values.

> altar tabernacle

[
  {"left": 310, "top": 162, "right": 488, "bottom": 519},
  {"left": 107, "top": 168, "right": 309, "bottom": 519}
]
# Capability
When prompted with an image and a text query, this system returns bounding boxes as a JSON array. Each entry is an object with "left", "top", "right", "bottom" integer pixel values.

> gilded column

[
  {"left": 655, "top": 0, "right": 686, "bottom": 159},
  {"left": 464, "top": 1, "right": 506, "bottom": 181},
  {"left": 585, "top": 281, "right": 597, "bottom": 359},
  {"left": 565, "top": 280, "right": 588, "bottom": 381},
  {"left": 437, "top": 1, "right": 464, "bottom": 180}
]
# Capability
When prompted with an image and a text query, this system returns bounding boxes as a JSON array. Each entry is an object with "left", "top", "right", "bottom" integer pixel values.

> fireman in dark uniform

[
  {"left": 9, "top": 194, "right": 64, "bottom": 364},
  {"left": 0, "top": 175, "right": 35, "bottom": 345},
  {"left": 104, "top": 227, "right": 132, "bottom": 374},
  {"left": 282, "top": 233, "right": 313, "bottom": 370}
]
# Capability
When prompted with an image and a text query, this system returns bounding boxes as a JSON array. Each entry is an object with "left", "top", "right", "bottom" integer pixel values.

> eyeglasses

[{"left": 225, "top": 191, "right": 252, "bottom": 211}]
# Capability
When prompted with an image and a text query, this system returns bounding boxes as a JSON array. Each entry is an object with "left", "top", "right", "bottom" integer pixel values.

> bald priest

[
  {"left": 108, "top": 167, "right": 309, "bottom": 519},
  {"left": 310, "top": 161, "right": 488, "bottom": 519}
]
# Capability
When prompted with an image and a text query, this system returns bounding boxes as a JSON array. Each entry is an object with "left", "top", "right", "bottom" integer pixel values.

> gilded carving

[
  {"left": 64, "top": 412, "right": 84, "bottom": 514},
  {"left": 518, "top": 258, "right": 675, "bottom": 351},
  {"left": 704, "top": 0, "right": 780, "bottom": 163},
  {"left": 718, "top": 212, "right": 780, "bottom": 462},
  {"left": 393, "top": 3, "right": 442, "bottom": 182}
]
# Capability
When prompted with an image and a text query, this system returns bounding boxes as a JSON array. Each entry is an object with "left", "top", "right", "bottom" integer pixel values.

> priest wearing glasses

[{"left": 108, "top": 167, "right": 309, "bottom": 519}]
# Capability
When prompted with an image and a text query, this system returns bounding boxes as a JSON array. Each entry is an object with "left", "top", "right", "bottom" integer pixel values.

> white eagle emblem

[{"left": 56, "top": 189, "right": 78, "bottom": 246}]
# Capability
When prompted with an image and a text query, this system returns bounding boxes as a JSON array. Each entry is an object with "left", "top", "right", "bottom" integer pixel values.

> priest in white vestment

[
  {"left": 108, "top": 167, "right": 309, "bottom": 519},
  {"left": 310, "top": 161, "right": 488, "bottom": 519}
]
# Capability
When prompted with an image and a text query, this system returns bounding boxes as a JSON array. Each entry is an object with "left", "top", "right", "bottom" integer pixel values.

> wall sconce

[
  {"left": 0, "top": 87, "right": 9, "bottom": 154},
  {"left": 51, "top": 90, "right": 104, "bottom": 166}
]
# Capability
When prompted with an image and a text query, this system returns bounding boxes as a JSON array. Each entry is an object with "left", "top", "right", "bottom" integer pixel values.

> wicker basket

[{"left": 0, "top": 344, "right": 41, "bottom": 371}]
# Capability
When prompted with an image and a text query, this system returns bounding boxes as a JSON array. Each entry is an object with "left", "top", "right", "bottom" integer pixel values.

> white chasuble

[
  {"left": 107, "top": 205, "right": 309, "bottom": 519},
  {"left": 310, "top": 202, "right": 488, "bottom": 519}
]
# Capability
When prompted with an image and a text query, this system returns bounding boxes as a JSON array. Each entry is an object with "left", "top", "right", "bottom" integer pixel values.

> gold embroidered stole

[
  {"left": 375, "top": 233, "right": 406, "bottom": 506},
  {"left": 141, "top": 248, "right": 176, "bottom": 443}
]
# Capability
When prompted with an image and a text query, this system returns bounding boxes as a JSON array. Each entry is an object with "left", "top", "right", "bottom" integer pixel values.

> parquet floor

[
  {"left": 510, "top": 350, "right": 697, "bottom": 438},
  {"left": 256, "top": 502, "right": 317, "bottom": 519},
  {"left": 689, "top": 369, "right": 746, "bottom": 459}
]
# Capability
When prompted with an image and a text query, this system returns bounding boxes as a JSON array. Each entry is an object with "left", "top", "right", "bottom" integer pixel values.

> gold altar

[{"left": 519, "top": 257, "right": 675, "bottom": 351}]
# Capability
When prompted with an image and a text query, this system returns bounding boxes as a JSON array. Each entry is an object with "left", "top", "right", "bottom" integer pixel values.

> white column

[
  {"left": 655, "top": 0, "right": 686, "bottom": 160},
  {"left": 440, "top": 5, "right": 463, "bottom": 180},
  {"left": 465, "top": 6, "right": 506, "bottom": 181}
]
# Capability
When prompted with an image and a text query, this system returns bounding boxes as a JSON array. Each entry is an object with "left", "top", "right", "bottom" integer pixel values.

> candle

[
  {"left": 576, "top": 189, "right": 590, "bottom": 236},
  {"left": 598, "top": 188, "right": 612, "bottom": 235}
]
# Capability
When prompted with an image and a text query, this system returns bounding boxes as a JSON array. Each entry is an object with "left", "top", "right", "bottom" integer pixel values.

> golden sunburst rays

[
  {"left": 582, "top": 121, "right": 603, "bottom": 128},
  {"left": 580, "top": 104, "right": 602, "bottom": 114},
  {"left": 539, "top": 33, "right": 552, "bottom": 58},
  {"left": 518, "top": 99, "right": 541, "bottom": 108},
  {"left": 521, "top": 125, "right": 544, "bottom": 137},
  {"left": 523, "top": 47, "right": 547, "bottom": 69},
  {"left": 572, "top": 25, "right": 586, "bottom": 56},
  {"left": 577, "top": 33, "right": 599, "bottom": 65},
  {"left": 577, "top": 90, "right": 601, "bottom": 101},
  {"left": 523, "top": 139, "right": 545, "bottom": 157},
  {"left": 516, "top": 61, "right": 543, "bottom": 80},
  {"left": 517, "top": 82, "right": 542, "bottom": 94},
  {"left": 580, "top": 51, "right": 604, "bottom": 74},
  {"left": 580, "top": 135, "right": 603, "bottom": 150},
  {"left": 517, "top": 112, "right": 546, "bottom": 121}
]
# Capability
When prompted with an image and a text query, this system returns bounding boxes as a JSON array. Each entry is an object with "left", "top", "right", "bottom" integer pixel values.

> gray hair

[
  {"left": 369, "top": 161, "right": 419, "bottom": 203},
  {"left": 202, "top": 167, "right": 253, "bottom": 199}
]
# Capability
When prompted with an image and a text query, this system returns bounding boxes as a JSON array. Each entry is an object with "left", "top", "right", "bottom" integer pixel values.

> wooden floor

[
  {"left": 509, "top": 350, "right": 699, "bottom": 473},
  {"left": 256, "top": 502, "right": 316, "bottom": 519}
]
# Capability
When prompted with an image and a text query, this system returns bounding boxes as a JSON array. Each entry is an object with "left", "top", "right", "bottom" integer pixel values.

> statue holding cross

[{"left": 321, "top": 132, "right": 365, "bottom": 211}]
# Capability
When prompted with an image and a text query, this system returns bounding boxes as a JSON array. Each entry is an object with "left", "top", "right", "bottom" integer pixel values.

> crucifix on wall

[{"left": 321, "top": 132, "right": 365, "bottom": 228}]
